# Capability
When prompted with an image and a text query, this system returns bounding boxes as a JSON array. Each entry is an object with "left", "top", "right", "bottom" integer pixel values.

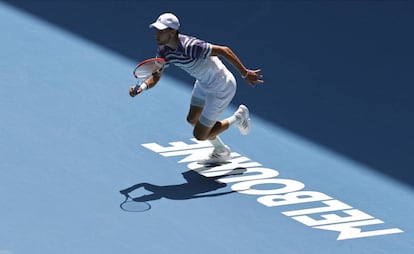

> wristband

[
  {"left": 133, "top": 81, "right": 148, "bottom": 94},
  {"left": 241, "top": 71, "right": 249, "bottom": 79},
  {"left": 139, "top": 81, "right": 148, "bottom": 91}
]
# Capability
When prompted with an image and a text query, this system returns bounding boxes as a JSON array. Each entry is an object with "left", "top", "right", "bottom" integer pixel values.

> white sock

[
  {"left": 209, "top": 136, "right": 226, "bottom": 151},
  {"left": 225, "top": 114, "right": 239, "bottom": 125}
]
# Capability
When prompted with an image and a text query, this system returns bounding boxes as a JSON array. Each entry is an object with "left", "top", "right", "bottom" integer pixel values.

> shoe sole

[{"left": 197, "top": 161, "right": 232, "bottom": 166}]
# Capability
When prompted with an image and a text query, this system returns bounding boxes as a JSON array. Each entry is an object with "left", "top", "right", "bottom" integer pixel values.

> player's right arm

[{"left": 129, "top": 68, "right": 163, "bottom": 97}]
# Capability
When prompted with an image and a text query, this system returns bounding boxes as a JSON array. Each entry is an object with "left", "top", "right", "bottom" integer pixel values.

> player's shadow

[{"left": 120, "top": 169, "right": 243, "bottom": 203}]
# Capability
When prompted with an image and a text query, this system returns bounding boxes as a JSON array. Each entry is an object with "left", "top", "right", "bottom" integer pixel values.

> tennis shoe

[
  {"left": 235, "top": 104, "right": 250, "bottom": 135},
  {"left": 197, "top": 146, "right": 231, "bottom": 164}
]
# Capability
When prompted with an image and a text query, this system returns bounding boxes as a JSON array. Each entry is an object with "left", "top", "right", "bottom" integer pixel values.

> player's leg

[
  {"left": 188, "top": 102, "right": 230, "bottom": 142},
  {"left": 191, "top": 75, "right": 250, "bottom": 163},
  {"left": 192, "top": 105, "right": 250, "bottom": 141},
  {"left": 193, "top": 71, "right": 246, "bottom": 141},
  {"left": 192, "top": 80, "right": 235, "bottom": 141},
  {"left": 188, "top": 86, "right": 229, "bottom": 163},
  {"left": 193, "top": 121, "right": 231, "bottom": 164},
  {"left": 187, "top": 102, "right": 228, "bottom": 158},
  {"left": 193, "top": 75, "right": 236, "bottom": 163}
]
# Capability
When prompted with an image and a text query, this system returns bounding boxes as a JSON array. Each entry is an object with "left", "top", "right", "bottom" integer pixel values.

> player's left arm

[{"left": 210, "top": 45, "right": 263, "bottom": 86}]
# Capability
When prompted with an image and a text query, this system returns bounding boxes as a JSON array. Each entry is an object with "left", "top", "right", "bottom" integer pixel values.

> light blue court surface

[{"left": 1, "top": 1, "right": 414, "bottom": 254}]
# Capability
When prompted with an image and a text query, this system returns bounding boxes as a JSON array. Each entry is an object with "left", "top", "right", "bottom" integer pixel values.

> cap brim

[{"left": 149, "top": 22, "right": 168, "bottom": 30}]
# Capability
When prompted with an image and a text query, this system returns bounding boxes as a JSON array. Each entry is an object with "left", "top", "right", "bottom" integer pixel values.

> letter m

[{"left": 314, "top": 219, "right": 403, "bottom": 240}]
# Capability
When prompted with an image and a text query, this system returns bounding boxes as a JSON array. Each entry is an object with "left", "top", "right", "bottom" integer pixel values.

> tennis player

[{"left": 130, "top": 13, "right": 263, "bottom": 164}]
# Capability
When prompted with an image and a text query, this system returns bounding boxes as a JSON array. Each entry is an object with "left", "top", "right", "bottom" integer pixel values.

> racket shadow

[{"left": 119, "top": 169, "right": 245, "bottom": 206}]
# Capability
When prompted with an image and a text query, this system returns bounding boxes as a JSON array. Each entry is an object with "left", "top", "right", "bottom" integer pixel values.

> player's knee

[
  {"left": 193, "top": 130, "right": 208, "bottom": 141},
  {"left": 193, "top": 127, "right": 210, "bottom": 141},
  {"left": 187, "top": 115, "right": 197, "bottom": 126}
]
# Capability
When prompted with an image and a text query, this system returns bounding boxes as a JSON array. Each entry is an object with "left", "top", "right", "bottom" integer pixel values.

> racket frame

[{"left": 133, "top": 57, "right": 166, "bottom": 79}]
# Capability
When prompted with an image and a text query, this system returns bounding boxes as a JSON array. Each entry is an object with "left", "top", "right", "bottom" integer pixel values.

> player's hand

[
  {"left": 243, "top": 69, "right": 263, "bottom": 87},
  {"left": 129, "top": 85, "right": 141, "bottom": 97}
]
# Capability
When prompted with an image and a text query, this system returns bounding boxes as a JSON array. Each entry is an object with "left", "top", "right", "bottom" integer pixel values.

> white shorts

[{"left": 190, "top": 71, "right": 237, "bottom": 127}]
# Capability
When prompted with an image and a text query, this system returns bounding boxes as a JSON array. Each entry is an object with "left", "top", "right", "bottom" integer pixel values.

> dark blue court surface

[{"left": 1, "top": 1, "right": 413, "bottom": 254}]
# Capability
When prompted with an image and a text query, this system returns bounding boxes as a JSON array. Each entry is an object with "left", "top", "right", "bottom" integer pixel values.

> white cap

[{"left": 149, "top": 13, "right": 180, "bottom": 30}]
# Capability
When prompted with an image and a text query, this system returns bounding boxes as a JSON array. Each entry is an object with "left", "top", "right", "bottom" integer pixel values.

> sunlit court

[{"left": 1, "top": 1, "right": 413, "bottom": 253}]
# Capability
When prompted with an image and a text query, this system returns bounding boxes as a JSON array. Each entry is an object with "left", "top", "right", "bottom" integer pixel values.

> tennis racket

[{"left": 133, "top": 57, "right": 166, "bottom": 80}]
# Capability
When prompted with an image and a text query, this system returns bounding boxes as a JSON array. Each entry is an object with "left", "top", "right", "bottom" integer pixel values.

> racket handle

[{"left": 133, "top": 85, "right": 140, "bottom": 94}]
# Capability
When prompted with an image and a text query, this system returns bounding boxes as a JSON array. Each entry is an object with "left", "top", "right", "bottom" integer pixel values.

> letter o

[{"left": 231, "top": 178, "right": 305, "bottom": 195}]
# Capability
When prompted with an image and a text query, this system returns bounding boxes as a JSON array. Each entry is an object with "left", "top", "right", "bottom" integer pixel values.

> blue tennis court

[{"left": 1, "top": 1, "right": 413, "bottom": 253}]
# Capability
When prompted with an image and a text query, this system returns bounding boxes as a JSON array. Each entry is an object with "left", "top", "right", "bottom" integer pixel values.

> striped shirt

[{"left": 156, "top": 34, "right": 231, "bottom": 89}]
